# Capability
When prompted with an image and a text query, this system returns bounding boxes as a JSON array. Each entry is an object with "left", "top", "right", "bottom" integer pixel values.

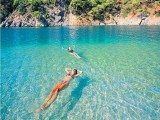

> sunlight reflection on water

[{"left": 1, "top": 26, "right": 160, "bottom": 120}]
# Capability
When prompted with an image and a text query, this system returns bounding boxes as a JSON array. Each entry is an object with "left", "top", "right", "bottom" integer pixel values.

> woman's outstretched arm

[{"left": 65, "top": 68, "right": 71, "bottom": 74}]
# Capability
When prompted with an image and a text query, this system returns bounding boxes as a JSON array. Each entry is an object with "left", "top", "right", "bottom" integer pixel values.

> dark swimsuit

[{"left": 68, "top": 49, "right": 74, "bottom": 53}]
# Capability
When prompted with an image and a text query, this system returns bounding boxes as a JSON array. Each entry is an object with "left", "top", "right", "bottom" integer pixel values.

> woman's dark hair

[{"left": 73, "top": 69, "right": 77, "bottom": 75}]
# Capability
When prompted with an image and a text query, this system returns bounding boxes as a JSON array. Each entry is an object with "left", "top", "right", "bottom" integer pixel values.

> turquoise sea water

[{"left": 1, "top": 26, "right": 160, "bottom": 120}]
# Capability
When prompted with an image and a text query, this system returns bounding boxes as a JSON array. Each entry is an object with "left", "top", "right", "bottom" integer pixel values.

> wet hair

[{"left": 72, "top": 69, "right": 77, "bottom": 75}]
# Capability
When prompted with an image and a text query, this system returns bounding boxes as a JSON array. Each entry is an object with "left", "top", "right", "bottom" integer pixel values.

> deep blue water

[{"left": 1, "top": 26, "right": 160, "bottom": 120}]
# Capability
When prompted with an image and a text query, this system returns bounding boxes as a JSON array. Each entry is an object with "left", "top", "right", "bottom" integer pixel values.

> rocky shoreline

[
  {"left": 1, "top": 15, "right": 160, "bottom": 27},
  {"left": 1, "top": 6, "right": 160, "bottom": 27}
]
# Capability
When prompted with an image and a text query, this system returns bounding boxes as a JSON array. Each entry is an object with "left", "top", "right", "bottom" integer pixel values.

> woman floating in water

[
  {"left": 68, "top": 47, "right": 81, "bottom": 58},
  {"left": 35, "top": 68, "right": 83, "bottom": 113}
]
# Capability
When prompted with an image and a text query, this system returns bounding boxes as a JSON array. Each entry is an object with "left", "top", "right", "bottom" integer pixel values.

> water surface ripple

[{"left": 1, "top": 26, "right": 160, "bottom": 120}]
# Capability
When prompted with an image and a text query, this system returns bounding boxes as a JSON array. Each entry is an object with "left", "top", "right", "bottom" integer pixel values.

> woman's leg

[
  {"left": 41, "top": 91, "right": 53, "bottom": 108},
  {"left": 35, "top": 83, "right": 61, "bottom": 113},
  {"left": 42, "top": 82, "right": 67, "bottom": 110},
  {"left": 41, "top": 83, "right": 61, "bottom": 108},
  {"left": 43, "top": 89, "right": 59, "bottom": 109}
]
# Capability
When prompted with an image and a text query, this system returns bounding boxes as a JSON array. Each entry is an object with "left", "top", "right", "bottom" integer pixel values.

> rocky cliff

[{"left": 1, "top": 0, "right": 160, "bottom": 27}]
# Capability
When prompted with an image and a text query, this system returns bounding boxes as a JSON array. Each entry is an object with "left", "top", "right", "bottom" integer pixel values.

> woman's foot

[
  {"left": 35, "top": 108, "right": 41, "bottom": 113},
  {"left": 41, "top": 105, "right": 45, "bottom": 109},
  {"left": 35, "top": 105, "right": 45, "bottom": 113}
]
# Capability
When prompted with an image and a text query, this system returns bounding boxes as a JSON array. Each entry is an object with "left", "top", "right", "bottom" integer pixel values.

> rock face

[
  {"left": 10, "top": 16, "right": 22, "bottom": 27},
  {"left": 114, "top": 17, "right": 141, "bottom": 25},
  {"left": 37, "top": 17, "right": 49, "bottom": 27},
  {"left": 0, "top": 5, "right": 70, "bottom": 27},
  {"left": 141, "top": 17, "right": 160, "bottom": 25},
  {"left": 0, "top": 5, "right": 160, "bottom": 27}
]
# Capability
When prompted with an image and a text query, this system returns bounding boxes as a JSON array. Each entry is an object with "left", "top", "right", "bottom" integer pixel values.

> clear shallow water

[{"left": 1, "top": 26, "right": 160, "bottom": 120}]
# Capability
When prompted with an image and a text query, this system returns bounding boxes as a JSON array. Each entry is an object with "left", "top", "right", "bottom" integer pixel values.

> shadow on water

[
  {"left": 78, "top": 52, "right": 89, "bottom": 62},
  {"left": 50, "top": 77, "right": 91, "bottom": 119},
  {"left": 77, "top": 51, "right": 84, "bottom": 57},
  {"left": 81, "top": 57, "right": 89, "bottom": 63}
]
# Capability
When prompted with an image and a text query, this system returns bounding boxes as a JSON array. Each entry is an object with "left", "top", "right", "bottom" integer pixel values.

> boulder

[
  {"left": 10, "top": 16, "right": 22, "bottom": 27},
  {"left": 50, "top": 14, "right": 55, "bottom": 20},
  {"left": 62, "top": 20, "right": 69, "bottom": 26},
  {"left": 10, "top": 21, "right": 21, "bottom": 27},
  {"left": 141, "top": 16, "right": 160, "bottom": 25},
  {"left": 91, "top": 20, "right": 100, "bottom": 26},
  {"left": 38, "top": 17, "right": 49, "bottom": 27},
  {"left": 115, "top": 17, "right": 141, "bottom": 25},
  {"left": 5, "top": 21, "right": 12, "bottom": 27},
  {"left": 54, "top": 15, "right": 61, "bottom": 23},
  {"left": 0, "top": 22, "right": 5, "bottom": 27},
  {"left": 49, "top": 22, "right": 55, "bottom": 26},
  {"left": 21, "top": 22, "right": 32, "bottom": 27},
  {"left": 100, "top": 22, "right": 105, "bottom": 26},
  {"left": 58, "top": 10, "right": 65, "bottom": 17},
  {"left": 54, "top": 22, "right": 62, "bottom": 26},
  {"left": 25, "top": 14, "right": 32, "bottom": 21},
  {"left": 105, "top": 19, "right": 117, "bottom": 25}
]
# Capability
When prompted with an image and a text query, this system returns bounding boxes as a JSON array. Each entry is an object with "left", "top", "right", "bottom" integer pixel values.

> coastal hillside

[{"left": 1, "top": 0, "right": 160, "bottom": 27}]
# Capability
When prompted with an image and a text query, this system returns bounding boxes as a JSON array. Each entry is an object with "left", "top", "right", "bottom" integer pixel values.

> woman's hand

[{"left": 65, "top": 68, "right": 71, "bottom": 74}]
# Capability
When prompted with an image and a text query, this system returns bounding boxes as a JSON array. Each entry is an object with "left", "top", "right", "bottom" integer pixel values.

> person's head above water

[
  {"left": 68, "top": 47, "right": 72, "bottom": 50},
  {"left": 71, "top": 69, "right": 77, "bottom": 76},
  {"left": 68, "top": 47, "right": 74, "bottom": 52}
]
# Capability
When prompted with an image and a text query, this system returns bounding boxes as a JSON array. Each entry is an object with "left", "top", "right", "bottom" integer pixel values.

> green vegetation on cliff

[
  {"left": 0, "top": 0, "right": 160, "bottom": 23},
  {"left": 0, "top": 0, "right": 54, "bottom": 22},
  {"left": 69, "top": 0, "right": 160, "bottom": 21}
]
